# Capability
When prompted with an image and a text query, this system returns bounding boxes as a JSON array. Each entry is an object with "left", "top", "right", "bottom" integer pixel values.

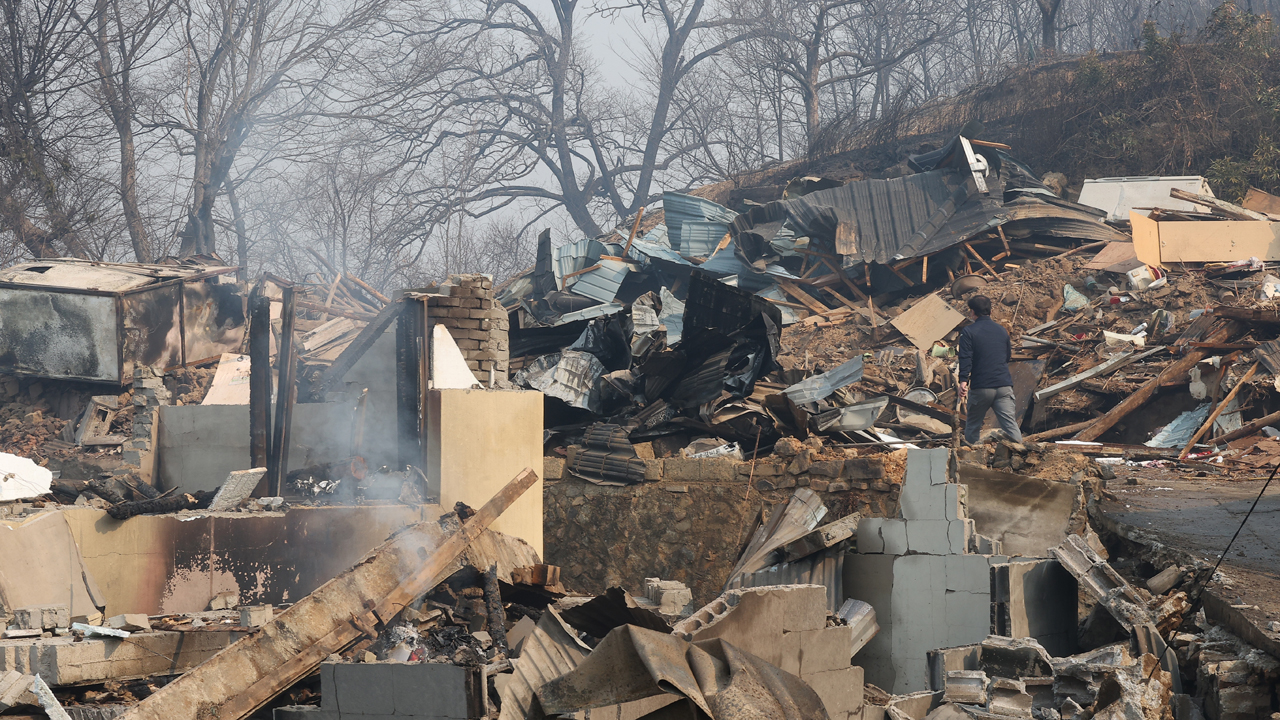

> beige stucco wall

[{"left": 428, "top": 388, "right": 543, "bottom": 556}]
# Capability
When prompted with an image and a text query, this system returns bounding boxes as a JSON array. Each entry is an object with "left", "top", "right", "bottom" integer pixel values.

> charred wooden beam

[
  {"left": 106, "top": 492, "right": 210, "bottom": 519},
  {"left": 248, "top": 289, "right": 272, "bottom": 469},
  {"left": 267, "top": 287, "right": 298, "bottom": 496}
]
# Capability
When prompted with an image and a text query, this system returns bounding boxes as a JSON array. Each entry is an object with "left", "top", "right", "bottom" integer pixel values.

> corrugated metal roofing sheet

[
  {"left": 725, "top": 545, "right": 847, "bottom": 613},
  {"left": 732, "top": 171, "right": 988, "bottom": 266},
  {"left": 629, "top": 238, "right": 690, "bottom": 266},
  {"left": 554, "top": 302, "right": 625, "bottom": 325},
  {"left": 567, "top": 258, "right": 630, "bottom": 303},
  {"left": 783, "top": 356, "right": 865, "bottom": 404},
  {"left": 663, "top": 192, "right": 736, "bottom": 254},
  {"left": 680, "top": 221, "right": 730, "bottom": 257},
  {"left": 498, "top": 608, "right": 591, "bottom": 720},
  {"left": 553, "top": 239, "right": 603, "bottom": 289}
]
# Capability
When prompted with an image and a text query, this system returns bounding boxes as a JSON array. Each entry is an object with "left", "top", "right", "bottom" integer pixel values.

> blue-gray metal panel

[
  {"left": 679, "top": 221, "right": 729, "bottom": 257},
  {"left": 567, "top": 260, "right": 630, "bottom": 303},
  {"left": 783, "top": 356, "right": 865, "bottom": 404},
  {"left": 663, "top": 192, "right": 736, "bottom": 253},
  {"left": 553, "top": 302, "right": 625, "bottom": 325},
  {"left": 553, "top": 239, "right": 603, "bottom": 289},
  {"left": 629, "top": 238, "right": 690, "bottom": 266}
]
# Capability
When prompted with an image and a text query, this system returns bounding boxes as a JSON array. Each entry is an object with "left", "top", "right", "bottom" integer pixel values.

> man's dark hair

[{"left": 968, "top": 295, "right": 992, "bottom": 316}]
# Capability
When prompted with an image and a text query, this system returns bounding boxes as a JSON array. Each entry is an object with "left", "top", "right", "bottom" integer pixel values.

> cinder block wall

[
  {"left": 543, "top": 455, "right": 900, "bottom": 605},
  {"left": 425, "top": 275, "right": 509, "bottom": 383}
]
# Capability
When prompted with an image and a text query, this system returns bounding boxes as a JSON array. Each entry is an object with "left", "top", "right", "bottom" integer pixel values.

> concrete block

[
  {"left": 239, "top": 606, "right": 273, "bottom": 628},
  {"left": 945, "top": 555, "right": 992, "bottom": 594},
  {"left": 108, "top": 614, "right": 151, "bottom": 632},
  {"left": 987, "top": 677, "right": 1033, "bottom": 718},
  {"left": 332, "top": 663, "right": 395, "bottom": 714},
  {"left": 805, "top": 665, "right": 865, "bottom": 719},
  {"left": 927, "top": 645, "right": 980, "bottom": 692},
  {"left": 882, "top": 519, "right": 908, "bottom": 555},
  {"left": 887, "top": 690, "right": 942, "bottom": 720},
  {"left": 797, "top": 625, "right": 856, "bottom": 674},
  {"left": 947, "top": 520, "right": 973, "bottom": 554},
  {"left": 662, "top": 458, "right": 700, "bottom": 481},
  {"left": 12, "top": 606, "right": 68, "bottom": 630},
  {"left": 774, "top": 631, "right": 803, "bottom": 675},
  {"left": 942, "top": 670, "right": 988, "bottom": 704},
  {"left": 901, "top": 483, "right": 946, "bottom": 521},
  {"left": 858, "top": 518, "right": 886, "bottom": 554},
  {"left": 680, "top": 584, "right": 828, "bottom": 666},
  {"left": 945, "top": 484, "right": 966, "bottom": 521},
  {"left": 699, "top": 458, "right": 736, "bottom": 482},
  {"left": 906, "top": 520, "right": 951, "bottom": 555},
  {"left": 809, "top": 460, "right": 842, "bottom": 477}
]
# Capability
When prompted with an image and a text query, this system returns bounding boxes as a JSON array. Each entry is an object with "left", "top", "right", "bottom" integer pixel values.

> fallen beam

[
  {"left": 1179, "top": 360, "right": 1259, "bottom": 458},
  {"left": 1033, "top": 347, "right": 1163, "bottom": 402},
  {"left": 118, "top": 468, "right": 540, "bottom": 720},
  {"left": 1208, "top": 407, "right": 1280, "bottom": 445},
  {"left": 1074, "top": 321, "right": 1239, "bottom": 441}
]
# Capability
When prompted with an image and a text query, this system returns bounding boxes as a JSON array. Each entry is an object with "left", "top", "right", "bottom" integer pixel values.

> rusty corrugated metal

[{"left": 499, "top": 608, "right": 591, "bottom": 720}]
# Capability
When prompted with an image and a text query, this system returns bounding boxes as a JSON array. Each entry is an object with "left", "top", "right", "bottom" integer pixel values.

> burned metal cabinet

[{"left": 0, "top": 259, "right": 244, "bottom": 384}]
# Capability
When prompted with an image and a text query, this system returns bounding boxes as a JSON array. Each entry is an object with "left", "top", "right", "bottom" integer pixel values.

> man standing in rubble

[{"left": 957, "top": 294, "right": 1023, "bottom": 445}]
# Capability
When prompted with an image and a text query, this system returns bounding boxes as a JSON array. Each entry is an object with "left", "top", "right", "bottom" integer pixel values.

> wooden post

[
  {"left": 267, "top": 287, "right": 297, "bottom": 496},
  {"left": 248, "top": 289, "right": 272, "bottom": 470},
  {"left": 396, "top": 298, "right": 424, "bottom": 470},
  {"left": 623, "top": 207, "right": 645, "bottom": 255},
  {"left": 1179, "top": 361, "right": 1258, "bottom": 459}
]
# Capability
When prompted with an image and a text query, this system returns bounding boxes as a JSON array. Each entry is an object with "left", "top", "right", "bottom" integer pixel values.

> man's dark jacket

[{"left": 958, "top": 316, "right": 1013, "bottom": 389}]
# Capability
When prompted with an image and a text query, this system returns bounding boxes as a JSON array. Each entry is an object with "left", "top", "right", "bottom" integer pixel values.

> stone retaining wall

[{"left": 543, "top": 454, "right": 900, "bottom": 605}]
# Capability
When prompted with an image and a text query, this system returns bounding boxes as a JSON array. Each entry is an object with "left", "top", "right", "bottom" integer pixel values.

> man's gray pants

[{"left": 964, "top": 385, "right": 1023, "bottom": 444}]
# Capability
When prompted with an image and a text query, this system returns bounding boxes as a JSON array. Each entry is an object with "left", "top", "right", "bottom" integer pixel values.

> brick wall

[
  {"left": 542, "top": 455, "right": 900, "bottom": 605},
  {"left": 425, "top": 275, "right": 509, "bottom": 384}
]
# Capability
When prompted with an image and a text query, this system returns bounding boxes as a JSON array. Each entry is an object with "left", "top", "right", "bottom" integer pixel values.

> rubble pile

[{"left": 1, "top": 139, "right": 1280, "bottom": 720}]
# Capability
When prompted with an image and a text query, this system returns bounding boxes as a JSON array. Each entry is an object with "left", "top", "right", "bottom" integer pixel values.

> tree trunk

[{"left": 1037, "top": 0, "right": 1062, "bottom": 54}]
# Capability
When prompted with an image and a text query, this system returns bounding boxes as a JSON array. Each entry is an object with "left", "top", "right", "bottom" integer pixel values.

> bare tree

[
  {"left": 74, "top": 0, "right": 174, "bottom": 262},
  {"left": 0, "top": 0, "right": 101, "bottom": 258},
  {"left": 156, "top": 0, "right": 387, "bottom": 257},
  {"left": 1036, "top": 0, "right": 1064, "bottom": 53}
]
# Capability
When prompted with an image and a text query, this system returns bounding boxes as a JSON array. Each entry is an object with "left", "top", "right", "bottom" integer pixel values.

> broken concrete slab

[
  {"left": 942, "top": 670, "right": 988, "bottom": 704},
  {"left": 986, "top": 677, "right": 1032, "bottom": 718},
  {"left": 238, "top": 606, "right": 273, "bottom": 628},
  {"left": 955, "top": 464, "right": 1078, "bottom": 558},
  {"left": 1146, "top": 565, "right": 1183, "bottom": 595},
  {"left": 207, "top": 468, "right": 267, "bottom": 511},
  {"left": 1051, "top": 534, "right": 1149, "bottom": 632},
  {"left": 836, "top": 599, "right": 879, "bottom": 659},
  {"left": 106, "top": 614, "right": 150, "bottom": 632}
]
